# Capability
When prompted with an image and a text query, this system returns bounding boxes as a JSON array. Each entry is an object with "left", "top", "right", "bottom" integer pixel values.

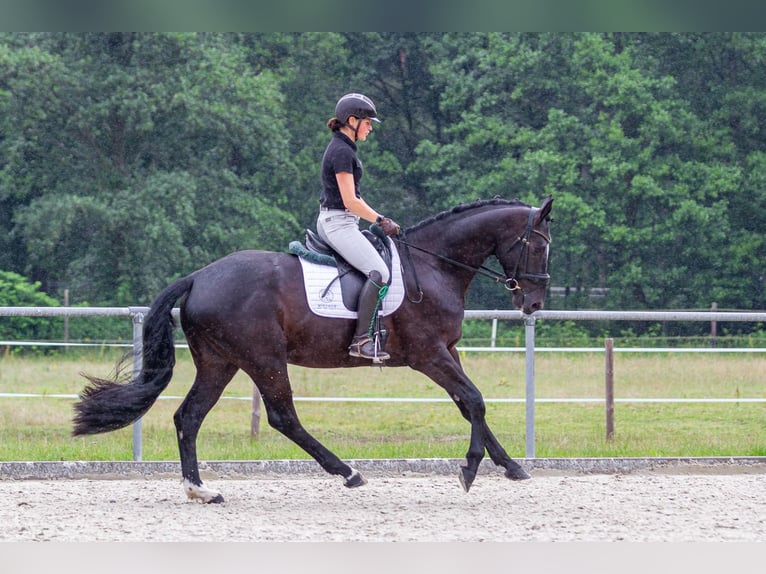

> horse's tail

[{"left": 72, "top": 275, "right": 194, "bottom": 436}]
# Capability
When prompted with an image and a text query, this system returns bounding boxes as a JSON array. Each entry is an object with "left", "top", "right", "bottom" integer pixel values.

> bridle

[
  {"left": 502, "top": 207, "right": 552, "bottom": 291},
  {"left": 393, "top": 207, "right": 551, "bottom": 303}
]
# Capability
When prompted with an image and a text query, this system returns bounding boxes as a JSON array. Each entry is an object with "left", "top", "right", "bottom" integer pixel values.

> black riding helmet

[{"left": 335, "top": 93, "right": 381, "bottom": 127}]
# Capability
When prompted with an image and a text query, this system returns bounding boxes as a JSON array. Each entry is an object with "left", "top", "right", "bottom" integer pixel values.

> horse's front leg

[
  {"left": 460, "top": 411, "right": 488, "bottom": 492},
  {"left": 447, "top": 348, "right": 531, "bottom": 482},
  {"left": 412, "top": 348, "right": 493, "bottom": 492},
  {"left": 447, "top": 393, "right": 531, "bottom": 482}
]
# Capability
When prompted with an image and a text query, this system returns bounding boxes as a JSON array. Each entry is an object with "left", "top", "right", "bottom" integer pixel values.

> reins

[
  {"left": 395, "top": 233, "right": 514, "bottom": 287},
  {"left": 392, "top": 207, "right": 551, "bottom": 303}
]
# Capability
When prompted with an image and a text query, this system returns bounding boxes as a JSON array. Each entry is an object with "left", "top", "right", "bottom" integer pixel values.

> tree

[
  {"left": 1, "top": 33, "right": 765, "bottom": 314},
  {"left": 414, "top": 33, "right": 757, "bottom": 313},
  {"left": 0, "top": 270, "right": 61, "bottom": 340},
  {"left": 1, "top": 33, "right": 300, "bottom": 305}
]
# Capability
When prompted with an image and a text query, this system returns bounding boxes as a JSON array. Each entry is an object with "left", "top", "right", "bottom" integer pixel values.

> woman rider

[{"left": 316, "top": 93, "right": 401, "bottom": 361}]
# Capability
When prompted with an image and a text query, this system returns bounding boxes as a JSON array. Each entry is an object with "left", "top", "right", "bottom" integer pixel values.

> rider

[{"left": 317, "top": 93, "right": 401, "bottom": 361}]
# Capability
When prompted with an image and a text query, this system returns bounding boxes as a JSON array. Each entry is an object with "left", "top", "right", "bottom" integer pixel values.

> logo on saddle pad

[{"left": 289, "top": 231, "right": 405, "bottom": 320}]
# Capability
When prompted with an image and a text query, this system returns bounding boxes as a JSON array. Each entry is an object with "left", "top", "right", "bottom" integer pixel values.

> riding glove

[{"left": 379, "top": 217, "right": 401, "bottom": 236}]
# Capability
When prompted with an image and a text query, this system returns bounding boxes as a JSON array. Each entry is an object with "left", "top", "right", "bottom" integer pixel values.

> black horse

[{"left": 73, "top": 196, "right": 553, "bottom": 503}]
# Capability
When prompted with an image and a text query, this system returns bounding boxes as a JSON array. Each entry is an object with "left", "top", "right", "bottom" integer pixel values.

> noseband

[{"left": 393, "top": 207, "right": 551, "bottom": 302}]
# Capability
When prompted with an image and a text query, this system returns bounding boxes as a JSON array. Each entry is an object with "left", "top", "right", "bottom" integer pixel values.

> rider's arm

[{"left": 336, "top": 172, "right": 381, "bottom": 223}]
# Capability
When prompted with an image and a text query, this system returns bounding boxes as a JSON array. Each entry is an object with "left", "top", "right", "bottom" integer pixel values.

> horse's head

[{"left": 496, "top": 196, "right": 553, "bottom": 315}]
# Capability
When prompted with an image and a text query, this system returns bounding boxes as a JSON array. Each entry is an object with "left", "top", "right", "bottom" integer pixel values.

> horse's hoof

[
  {"left": 183, "top": 478, "right": 225, "bottom": 503},
  {"left": 459, "top": 466, "right": 476, "bottom": 492},
  {"left": 505, "top": 465, "right": 532, "bottom": 481},
  {"left": 344, "top": 469, "right": 367, "bottom": 488}
]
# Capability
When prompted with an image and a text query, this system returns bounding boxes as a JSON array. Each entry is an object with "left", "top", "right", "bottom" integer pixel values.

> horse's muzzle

[{"left": 513, "top": 284, "right": 547, "bottom": 315}]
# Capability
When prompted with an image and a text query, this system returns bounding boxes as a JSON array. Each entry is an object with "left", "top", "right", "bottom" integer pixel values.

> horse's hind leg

[
  {"left": 174, "top": 361, "right": 239, "bottom": 504},
  {"left": 244, "top": 363, "right": 366, "bottom": 488}
]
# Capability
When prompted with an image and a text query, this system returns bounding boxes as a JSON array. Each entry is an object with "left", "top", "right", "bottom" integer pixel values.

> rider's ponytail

[{"left": 327, "top": 117, "right": 344, "bottom": 131}]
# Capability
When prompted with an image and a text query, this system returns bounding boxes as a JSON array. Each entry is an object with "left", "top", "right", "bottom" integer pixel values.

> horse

[{"left": 73, "top": 196, "right": 553, "bottom": 503}]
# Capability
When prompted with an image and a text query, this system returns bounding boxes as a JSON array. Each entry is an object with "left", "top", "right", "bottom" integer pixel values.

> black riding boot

[{"left": 349, "top": 272, "right": 390, "bottom": 361}]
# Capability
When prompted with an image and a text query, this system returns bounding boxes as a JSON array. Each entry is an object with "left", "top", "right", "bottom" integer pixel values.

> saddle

[{"left": 288, "top": 226, "right": 393, "bottom": 311}]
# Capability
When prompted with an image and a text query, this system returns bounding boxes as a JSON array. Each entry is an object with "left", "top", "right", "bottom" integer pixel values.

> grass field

[{"left": 0, "top": 349, "right": 764, "bottom": 461}]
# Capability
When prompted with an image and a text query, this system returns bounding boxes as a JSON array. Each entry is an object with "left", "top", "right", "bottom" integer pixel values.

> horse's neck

[{"left": 412, "top": 210, "right": 501, "bottom": 266}]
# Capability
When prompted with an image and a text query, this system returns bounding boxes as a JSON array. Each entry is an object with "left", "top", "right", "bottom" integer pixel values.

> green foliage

[
  {"left": 0, "top": 32, "right": 765, "bottom": 320},
  {"left": 458, "top": 317, "right": 762, "bottom": 349},
  {"left": 0, "top": 270, "right": 130, "bottom": 345},
  {"left": 1, "top": 33, "right": 297, "bottom": 305},
  {"left": 0, "top": 270, "right": 61, "bottom": 340}
]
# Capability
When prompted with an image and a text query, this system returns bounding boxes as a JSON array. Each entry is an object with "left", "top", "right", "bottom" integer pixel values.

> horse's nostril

[{"left": 527, "top": 301, "right": 544, "bottom": 313}]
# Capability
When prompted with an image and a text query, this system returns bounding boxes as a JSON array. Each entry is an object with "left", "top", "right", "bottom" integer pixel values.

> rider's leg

[
  {"left": 316, "top": 212, "right": 391, "bottom": 360},
  {"left": 317, "top": 212, "right": 391, "bottom": 283},
  {"left": 348, "top": 271, "right": 390, "bottom": 361}
]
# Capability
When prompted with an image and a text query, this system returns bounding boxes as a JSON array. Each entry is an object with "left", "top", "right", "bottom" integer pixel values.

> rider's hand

[{"left": 379, "top": 217, "right": 401, "bottom": 236}]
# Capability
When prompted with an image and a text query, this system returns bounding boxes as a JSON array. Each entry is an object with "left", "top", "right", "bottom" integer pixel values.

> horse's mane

[{"left": 406, "top": 197, "right": 528, "bottom": 233}]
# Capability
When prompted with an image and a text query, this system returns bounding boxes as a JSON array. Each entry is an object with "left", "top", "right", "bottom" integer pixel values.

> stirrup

[{"left": 348, "top": 335, "right": 390, "bottom": 361}]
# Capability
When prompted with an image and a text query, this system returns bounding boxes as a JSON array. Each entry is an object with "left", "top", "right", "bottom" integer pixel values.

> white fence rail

[{"left": 2, "top": 306, "right": 766, "bottom": 460}]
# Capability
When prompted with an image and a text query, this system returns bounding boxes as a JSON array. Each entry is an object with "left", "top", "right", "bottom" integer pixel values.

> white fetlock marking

[
  {"left": 183, "top": 478, "right": 221, "bottom": 503},
  {"left": 346, "top": 469, "right": 360, "bottom": 483},
  {"left": 345, "top": 468, "right": 367, "bottom": 487}
]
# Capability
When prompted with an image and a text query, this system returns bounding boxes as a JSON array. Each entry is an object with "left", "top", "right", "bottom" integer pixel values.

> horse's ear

[{"left": 536, "top": 195, "right": 553, "bottom": 223}]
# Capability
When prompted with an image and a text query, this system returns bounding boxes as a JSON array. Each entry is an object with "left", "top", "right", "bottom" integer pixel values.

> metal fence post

[
  {"left": 605, "top": 337, "right": 615, "bottom": 441},
  {"left": 524, "top": 314, "right": 536, "bottom": 458},
  {"left": 131, "top": 310, "right": 144, "bottom": 461}
]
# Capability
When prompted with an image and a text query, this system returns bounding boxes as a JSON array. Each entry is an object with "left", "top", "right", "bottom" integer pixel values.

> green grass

[{"left": 0, "top": 350, "right": 764, "bottom": 461}]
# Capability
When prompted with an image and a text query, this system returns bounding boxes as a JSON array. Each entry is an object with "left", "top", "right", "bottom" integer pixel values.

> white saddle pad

[{"left": 297, "top": 241, "right": 405, "bottom": 319}]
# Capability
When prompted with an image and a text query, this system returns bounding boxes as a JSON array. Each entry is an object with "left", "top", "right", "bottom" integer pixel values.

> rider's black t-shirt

[{"left": 320, "top": 131, "right": 363, "bottom": 210}]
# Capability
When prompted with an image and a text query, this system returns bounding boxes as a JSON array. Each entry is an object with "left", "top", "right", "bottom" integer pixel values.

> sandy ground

[{"left": 1, "top": 467, "right": 765, "bottom": 542}]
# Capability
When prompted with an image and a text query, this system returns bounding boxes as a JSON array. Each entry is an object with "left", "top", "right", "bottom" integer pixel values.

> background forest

[{"left": 1, "top": 33, "right": 765, "bottom": 330}]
